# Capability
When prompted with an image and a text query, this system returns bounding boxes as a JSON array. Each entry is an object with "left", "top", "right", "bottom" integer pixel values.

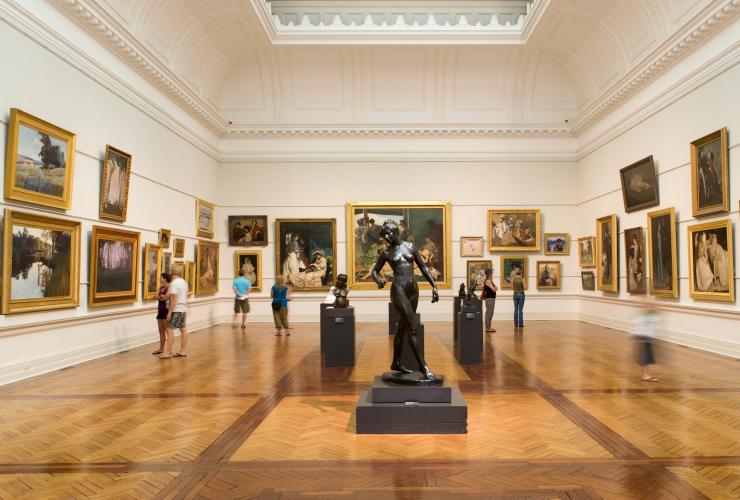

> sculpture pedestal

[
  {"left": 356, "top": 376, "right": 467, "bottom": 434},
  {"left": 456, "top": 303, "right": 483, "bottom": 365},
  {"left": 324, "top": 307, "right": 355, "bottom": 367},
  {"left": 319, "top": 303, "right": 330, "bottom": 353},
  {"left": 453, "top": 296, "right": 463, "bottom": 343}
]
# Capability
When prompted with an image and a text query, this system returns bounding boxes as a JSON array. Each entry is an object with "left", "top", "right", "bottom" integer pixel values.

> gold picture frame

[
  {"left": 2, "top": 209, "right": 81, "bottom": 314},
  {"left": 89, "top": 225, "right": 140, "bottom": 307},
  {"left": 346, "top": 201, "right": 452, "bottom": 290},
  {"left": 234, "top": 250, "right": 262, "bottom": 292},
  {"left": 186, "top": 261, "right": 196, "bottom": 296},
  {"left": 276, "top": 218, "right": 337, "bottom": 292},
  {"left": 500, "top": 256, "right": 528, "bottom": 290},
  {"left": 581, "top": 271, "right": 595, "bottom": 291},
  {"left": 460, "top": 236, "right": 484, "bottom": 257},
  {"left": 544, "top": 233, "right": 570, "bottom": 256},
  {"left": 196, "top": 198, "right": 215, "bottom": 239},
  {"left": 195, "top": 240, "right": 219, "bottom": 295},
  {"left": 142, "top": 243, "right": 162, "bottom": 301},
  {"left": 162, "top": 252, "right": 172, "bottom": 275},
  {"left": 99, "top": 145, "right": 132, "bottom": 222},
  {"left": 158, "top": 229, "right": 171, "bottom": 249},
  {"left": 647, "top": 207, "right": 678, "bottom": 298},
  {"left": 488, "top": 209, "right": 541, "bottom": 252},
  {"left": 536, "top": 260, "right": 561, "bottom": 290},
  {"left": 691, "top": 128, "right": 729, "bottom": 217},
  {"left": 577, "top": 236, "right": 596, "bottom": 268},
  {"left": 624, "top": 226, "right": 647, "bottom": 294},
  {"left": 687, "top": 218, "right": 734, "bottom": 302},
  {"left": 173, "top": 238, "right": 185, "bottom": 258},
  {"left": 466, "top": 259, "right": 492, "bottom": 290},
  {"left": 596, "top": 214, "right": 618, "bottom": 292}
]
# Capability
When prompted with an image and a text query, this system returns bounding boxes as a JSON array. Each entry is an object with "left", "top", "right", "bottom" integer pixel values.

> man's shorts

[
  {"left": 234, "top": 298, "right": 250, "bottom": 313},
  {"left": 168, "top": 312, "right": 187, "bottom": 329}
]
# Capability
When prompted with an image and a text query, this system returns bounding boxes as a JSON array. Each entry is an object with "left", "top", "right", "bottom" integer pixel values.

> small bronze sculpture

[
  {"left": 372, "top": 219, "right": 440, "bottom": 383},
  {"left": 458, "top": 283, "right": 466, "bottom": 298},
  {"left": 332, "top": 273, "right": 350, "bottom": 308},
  {"left": 465, "top": 280, "right": 478, "bottom": 307}
]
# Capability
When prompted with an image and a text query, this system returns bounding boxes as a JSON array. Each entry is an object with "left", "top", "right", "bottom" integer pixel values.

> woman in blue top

[{"left": 271, "top": 275, "right": 291, "bottom": 336}]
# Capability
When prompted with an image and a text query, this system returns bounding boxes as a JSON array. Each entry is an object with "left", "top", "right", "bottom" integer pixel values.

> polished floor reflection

[{"left": 0, "top": 320, "right": 738, "bottom": 498}]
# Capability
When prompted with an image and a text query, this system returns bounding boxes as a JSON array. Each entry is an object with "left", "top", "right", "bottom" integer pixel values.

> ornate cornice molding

[{"left": 224, "top": 124, "right": 573, "bottom": 138}]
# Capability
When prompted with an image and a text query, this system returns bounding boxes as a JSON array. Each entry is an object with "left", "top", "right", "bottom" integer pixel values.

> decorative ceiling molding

[
  {"left": 217, "top": 150, "right": 578, "bottom": 163},
  {"left": 224, "top": 123, "right": 573, "bottom": 137}
]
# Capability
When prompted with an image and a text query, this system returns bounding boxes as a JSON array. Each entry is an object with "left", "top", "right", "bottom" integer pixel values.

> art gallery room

[{"left": 1, "top": 0, "right": 740, "bottom": 498}]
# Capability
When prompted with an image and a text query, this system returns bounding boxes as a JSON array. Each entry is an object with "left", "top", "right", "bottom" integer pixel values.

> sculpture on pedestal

[
  {"left": 332, "top": 273, "right": 350, "bottom": 308},
  {"left": 458, "top": 283, "right": 466, "bottom": 298},
  {"left": 465, "top": 280, "right": 478, "bottom": 306}
]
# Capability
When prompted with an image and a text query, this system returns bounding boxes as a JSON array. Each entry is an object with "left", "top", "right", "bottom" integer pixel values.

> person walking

[
  {"left": 633, "top": 298, "right": 660, "bottom": 382},
  {"left": 482, "top": 268, "right": 498, "bottom": 333},
  {"left": 160, "top": 266, "right": 189, "bottom": 359},
  {"left": 271, "top": 275, "right": 291, "bottom": 336},
  {"left": 232, "top": 269, "right": 252, "bottom": 330},
  {"left": 512, "top": 268, "right": 525, "bottom": 329},
  {"left": 152, "top": 273, "right": 171, "bottom": 355}
]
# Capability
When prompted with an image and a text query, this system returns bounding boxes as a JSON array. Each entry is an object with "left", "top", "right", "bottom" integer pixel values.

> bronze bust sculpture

[{"left": 332, "top": 273, "right": 350, "bottom": 308}]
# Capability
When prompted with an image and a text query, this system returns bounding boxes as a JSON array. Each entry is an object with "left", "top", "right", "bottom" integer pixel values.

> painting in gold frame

[
  {"left": 162, "top": 252, "right": 172, "bottom": 275},
  {"left": 578, "top": 236, "right": 596, "bottom": 268},
  {"left": 2, "top": 209, "right": 81, "bottom": 314},
  {"left": 142, "top": 243, "right": 162, "bottom": 301},
  {"left": 234, "top": 251, "right": 262, "bottom": 292},
  {"left": 596, "top": 214, "right": 618, "bottom": 292},
  {"left": 196, "top": 240, "right": 219, "bottom": 295},
  {"left": 647, "top": 207, "right": 678, "bottom": 298},
  {"left": 536, "top": 260, "right": 561, "bottom": 290},
  {"left": 346, "top": 202, "right": 451, "bottom": 290},
  {"left": 687, "top": 218, "right": 734, "bottom": 302},
  {"left": 581, "top": 271, "right": 595, "bottom": 291},
  {"left": 691, "top": 128, "right": 729, "bottom": 217},
  {"left": 460, "top": 236, "right": 484, "bottom": 257},
  {"left": 500, "top": 256, "right": 528, "bottom": 290},
  {"left": 544, "top": 233, "right": 569, "bottom": 256},
  {"left": 196, "top": 198, "right": 215, "bottom": 239},
  {"left": 158, "top": 229, "right": 171, "bottom": 249},
  {"left": 466, "top": 259, "right": 492, "bottom": 290},
  {"left": 99, "top": 145, "right": 132, "bottom": 222},
  {"left": 186, "top": 261, "right": 196, "bottom": 296},
  {"left": 488, "top": 209, "right": 541, "bottom": 252},
  {"left": 624, "top": 226, "right": 647, "bottom": 294},
  {"left": 173, "top": 238, "right": 185, "bottom": 258},
  {"left": 89, "top": 225, "right": 140, "bottom": 307},
  {"left": 4, "top": 108, "right": 76, "bottom": 209}
]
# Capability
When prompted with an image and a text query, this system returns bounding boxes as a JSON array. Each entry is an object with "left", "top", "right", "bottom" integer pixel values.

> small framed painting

[
  {"left": 196, "top": 198, "right": 215, "bottom": 239},
  {"left": 234, "top": 251, "right": 262, "bottom": 292},
  {"left": 620, "top": 155, "right": 659, "bottom": 213},
  {"left": 186, "top": 261, "right": 196, "bottom": 296},
  {"left": 687, "top": 218, "right": 734, "bottom": 302},
  {"left": 691, "top": 128, "right": 729, "bottom": 217},
  {"left": 596, "top": 214, "right": 618, "bottom": 292},
  {"left": 466, "top": 260, "right": 492, "bottom": 290},
  {"left": 158, "top": 229, "right": 171, "bottom": 249},
  {"left": 89, "top": 225, "right": 140, "bottom": 307},
  {"left": 173, "top": 238, "right": 185, "bottom": 258},
  {"left": 581, "top": 271, "right": 595, "bottom": 291},
  {"left": 228, "top": 215, "right": 268, "bottom": 246},
  {"left": 624, "top": 227, "right": 647, "bottom": 294},
  {"left": 4, "top": 108, "right": 76, "bottom": 209},
  {"left": 577, "top": 237, "right": 596, "bottom": 268},
  {"left": 196, "top": 240, "right": 219, "bottom": 295},
  {"left": 460, "top": 236, "right": 484, "bottom": 257},
  {"left": 142, "top": 243, "right": 162, "bottom": 301},
  {"left": 544, "top": 233, "right": 569, "bottom": 256},
  {"left": 536, "top": 261, "right": 561, "bottom": 290},
  {"left": 99, "top": 145, "right": 132, "bottom": 222},
  {"left": 488, "top": 209, "right": 541, "bottom": 252},
  {"left": 162, "top": 252, "right": 172, "bottom": 275},
  {"left": 500, "top": 256, "right": 528, "bottom": 290},
  {"left": 647, "top": 207, "right": 678, "bottom": 298}
]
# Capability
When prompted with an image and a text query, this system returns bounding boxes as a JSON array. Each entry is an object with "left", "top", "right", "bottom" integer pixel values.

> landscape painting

[
  {"left": 234, "top": 251, "right": 262, "bottom": 292},
  {"left": 99, "top": 145, "right": 131, "bottom": 222},
  {"left": 228, "top": 215, "right": 268, "bottom": 246},
  {"left": 277, "top": 218, "right": 336, "bottom": 291},
  {"left": 196, "top": 240, "right": 219, "bottom": 295},
  {"left": 488, "top": 209, "right": 541, "bottom": 252},
  {"left": 687, "top": 219, "right": 734, "bottom": 302},
  {"left": 196, "top": 199, "right": 215, "bottom": 239},
  {"left": 691, "top": 128, "right": 729, "bottom": 217},
  {"left": 581, "top": 271, "right": 595, "bottom": 291},
  {"left": 578, "top": 237, "right": 595, "bottom": 268},
  {"left": 544, "top": 233, "right": 569, "bottom": 255},
  {"left": 500, "top": 256, "right": 528, "bottom": 290},
  {"left": 89, "top": 226, "right": 140, "bottom": 307},
  {"left": 647, "top": 208, "right": 678, "bottom": 298},
  {"left": 620, "top": 156, "right": 659, "bottom": 213},
  {"left": 624, "top": 226, "right": 647, "bottom": 294}
]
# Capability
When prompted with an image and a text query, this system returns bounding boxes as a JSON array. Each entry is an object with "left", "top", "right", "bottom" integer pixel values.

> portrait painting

[
  {"left": 488, "top": 209, "right": 541, "bottom": 252},
  {"left": 186, "top": 261, "right": 196, "bottom": 296},
  {"left": 544, "top": 233, "right": 569, "bottom": 256},
  {"left": 196, "top": 198, "right": 215, "bottom": 239},
  {"left": 647, "top": 208, "right": 678, "bottom": 298},
  {"left": 158, "top": 229, "right": 171, "bottom": 249},
  {"left": 234, "top": 251, "right": 262, "bottom": 292},
  {"left": 536, "top": 261, "right": 561, "bottom": 290},
  {"left": 620, "top": 156, "right": 659, "bottom": 213},
  {"left": 346, "top": 202, "right": 451, "bottom": 290},
  {"left": 173, "top": 238, "right": 185, "bottom": 258},
  {"left": 466, "top": 260, "right": 492, "bottom": 291},
  {"left": 578, "top": 237, "right": 595, "bottom": 268},
  {"left": 596, "top": 214, "right": 618, "bottom": 292},
  {"left": 89, "top": 225, "right": 140, "bottom": 307},
  {"left": 624, "top": 227, "right": 647, "bottom": 294},
  {"left": 460, "top": 236, "right": 484, "bottom": 257},
  {"left": 691, "top": 128, "right": 729, "bottom": 217},
  {"left": 162, "top": 252, "right": 172, "bottom": 275},
  {"left": 2, "top": 210, "right": 80, "bottom": 314},
  {"left": 581, "top": 271, "right": 595, "bottom": 291},
  {"left": 196, "top": 240, "right": 219, "bottom": 295},
  {"left": 228, "top": 215, "right": 268, "bottom": 246},
  {"left": 99, "top": 145, "right": 131, "bottom": 222},
  {"left": 687, "top": 219, "right": 734, "bottom": 302},
  {"left": 4, "top": 108, "right": 76, "bottom": 209},
  {"left": 277, "top": 218, "right": 336, "bottom": 291},
  {"left": 500, "top": 256, "right": 528, "bottom": 290},
  {"left": 142, "top": 243, "right": 162, "bottom": 301}
]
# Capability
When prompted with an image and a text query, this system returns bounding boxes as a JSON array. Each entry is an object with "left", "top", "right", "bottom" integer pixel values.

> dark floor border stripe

[{"left": 0, "top": 392, "right": 264, "bottom": 400}]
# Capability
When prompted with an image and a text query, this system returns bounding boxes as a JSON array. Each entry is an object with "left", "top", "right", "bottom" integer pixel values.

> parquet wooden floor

[{"left": 0, "top": 319, "right": 738, "bottom": 499}]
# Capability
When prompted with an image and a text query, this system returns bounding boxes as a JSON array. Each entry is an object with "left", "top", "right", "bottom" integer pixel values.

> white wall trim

[{"left": 217, "top": 150, "right": 579, "bottom": 163}]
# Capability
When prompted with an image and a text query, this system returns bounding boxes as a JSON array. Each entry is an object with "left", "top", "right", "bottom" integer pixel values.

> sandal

[
  {"left": 152, "top": 350, "right": 163, "bottom": 355},
  {"left": 286, "top": 331, "right": 291, "bottom": 336},
  {"left": 173, "top": 353, "right": 188, "bottom": 358},
  {"left": 641, "top": 377, "right": 659, "bottom": 382},
  {"left": 275, "top": 332, "right": 282, "bottom": 336},
  {"left": 158, "top": 354, "right": 172, "bottom": 359}
]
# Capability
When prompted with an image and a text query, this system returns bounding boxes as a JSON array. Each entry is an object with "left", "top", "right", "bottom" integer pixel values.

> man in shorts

[
  {"left": 232, "top": 269, "right": 252, "bottom": 330},
  {"left": 160, "top": 266, "right": 189, "bottom": 359}
]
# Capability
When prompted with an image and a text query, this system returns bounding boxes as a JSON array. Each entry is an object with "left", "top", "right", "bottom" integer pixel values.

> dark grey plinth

[
  {"left": 399, "top": 319, "right": 424, "bottom": 370},
  {"left": 456, "top": 306, "right": 482, "bottom": 365},
  {"left": 453, "top": 296, "right": 462, "bottom": 343},
  {"left": 319, "top": 303, "right": 330, "bottom": 353},
  {"left": 324, "top": 307, "right": 355, "bottom": 367},
  {"left": 371, "top": 375, "right": 451, "bottom": 403}
]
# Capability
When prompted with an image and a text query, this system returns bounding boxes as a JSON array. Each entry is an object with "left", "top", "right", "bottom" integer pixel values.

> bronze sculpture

[{"left": 332, "top": 273, "right": 350, "bottom": 308}]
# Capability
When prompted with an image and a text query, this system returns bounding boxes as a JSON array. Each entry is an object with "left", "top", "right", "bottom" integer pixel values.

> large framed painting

[
  {"left": 578, "top": 236, "right": 595, "bottom": 268},
  {"left": 596, "top": 214, "right": 618, "bottom": 292},
  {"left": 234, "top": 250, "right": 262, "bottom": 292},
  {"left": 89, "top": 225, "right": 140, "bottom": 307},
  {"left": 158, "top": 229, "right": 171, "bottom": 249},
  {"left": 687, "top": 219, "right": 734, "bottom": 302},
  {"left": 196, "top": 198, "right": 215, "bottom": 239},
  {"left": 346, "top": 202, "right": 451, "bottom": 290},
  {"left": 277, "top": 218, "right": 336, "bottom": 291},
  {"left": 581, "top": 271, "right": 595, "bottom": 291},
  {"left": 99, "top": 145, "right": 132, "bottom": 222},
  {"left": 2, "top": 210, "right": 80, "bottom": 314},
  {"left": 624, "top": 226, "right": 647, "bottom": 294},
  {"left": 4, "top": 108, "right": 76, "bottom": 209},
  {"left": 536, "top": 260, "right": 561, "bottom": 290},
  {"left": 500, "top": 256, "right": 528, "bottom": 290},
  {"left": 228, "top": 215, "right": 268, "bottom": 246},
  {"left": 196, "top": 240, "right": 219, "bottom": 295},
  {"left": 173, "top": 238, "right": 185, "bottom": 258},
  {"left": 488, "top": 209, "right": 541, "bottom": 252},
  {"left": 620, "top": 155, "right": 659, "bottom": 213},
  {"left": 691, "top": 128, "right": 729, "bottom": 217},
  {"left": 460, "top": 236, "right": 484, "bottom": 257},
  {"left": 142, "top": 243, "right": 162, "bottom": 301},
  {"left": 647, "top": 207, "right": 678, "bottom": 298},
  {"left": 544, "top": 233, "right": 569, "bottom": 256},
  {"left": 466, "top": 259, "right": 491, "bottom": 290}
]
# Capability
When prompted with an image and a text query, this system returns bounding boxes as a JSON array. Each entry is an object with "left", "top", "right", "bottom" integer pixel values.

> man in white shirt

[{"left": 160, "top": 266, "right": 189, "bottom": 359}]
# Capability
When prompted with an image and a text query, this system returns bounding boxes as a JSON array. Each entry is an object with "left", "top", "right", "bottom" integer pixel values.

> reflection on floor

[{"left": 0, "top": 320, "right": 738, "bottom": 498}]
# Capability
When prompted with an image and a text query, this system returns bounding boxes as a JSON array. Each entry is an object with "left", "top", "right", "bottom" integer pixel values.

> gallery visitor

[
  {"left": 232, "top": 269, "right": 252, "bottom": 330},
  {"left": 271, "top": 275, "right": 291, "bottom": 336},
  {"left": 512, "top": 268, "right": 525, "bottom": 328},
  {"left": 160, "top": 266, "right": 189, "bottom": 359},
  {"left": 152, "top": 273, "right": 171, "bottom": 355},
  {"left": 481, "top": 268, "right": 497, "bottom": 333},
  {"left": 632, "top": 297, "right": 660, "bottom": 382}
]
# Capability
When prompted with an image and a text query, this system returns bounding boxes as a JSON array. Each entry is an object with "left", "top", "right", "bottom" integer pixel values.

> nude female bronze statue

[{"left": 372, "top": 219, "right": 440, "bottom": 382}]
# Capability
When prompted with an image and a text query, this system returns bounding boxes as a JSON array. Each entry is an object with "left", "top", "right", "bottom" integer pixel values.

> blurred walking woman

[
  {"left": 512, "top": 267, "right": 525, "bottom": 328},
  {"left": 271, "top": 275, "right": 291, "bottom": 336},
  {"left": 482, "top": 268, "right": 497, "bottom": 333},
  {"left": 153, "top": 273, "right": 171, "bottom": 355}
]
